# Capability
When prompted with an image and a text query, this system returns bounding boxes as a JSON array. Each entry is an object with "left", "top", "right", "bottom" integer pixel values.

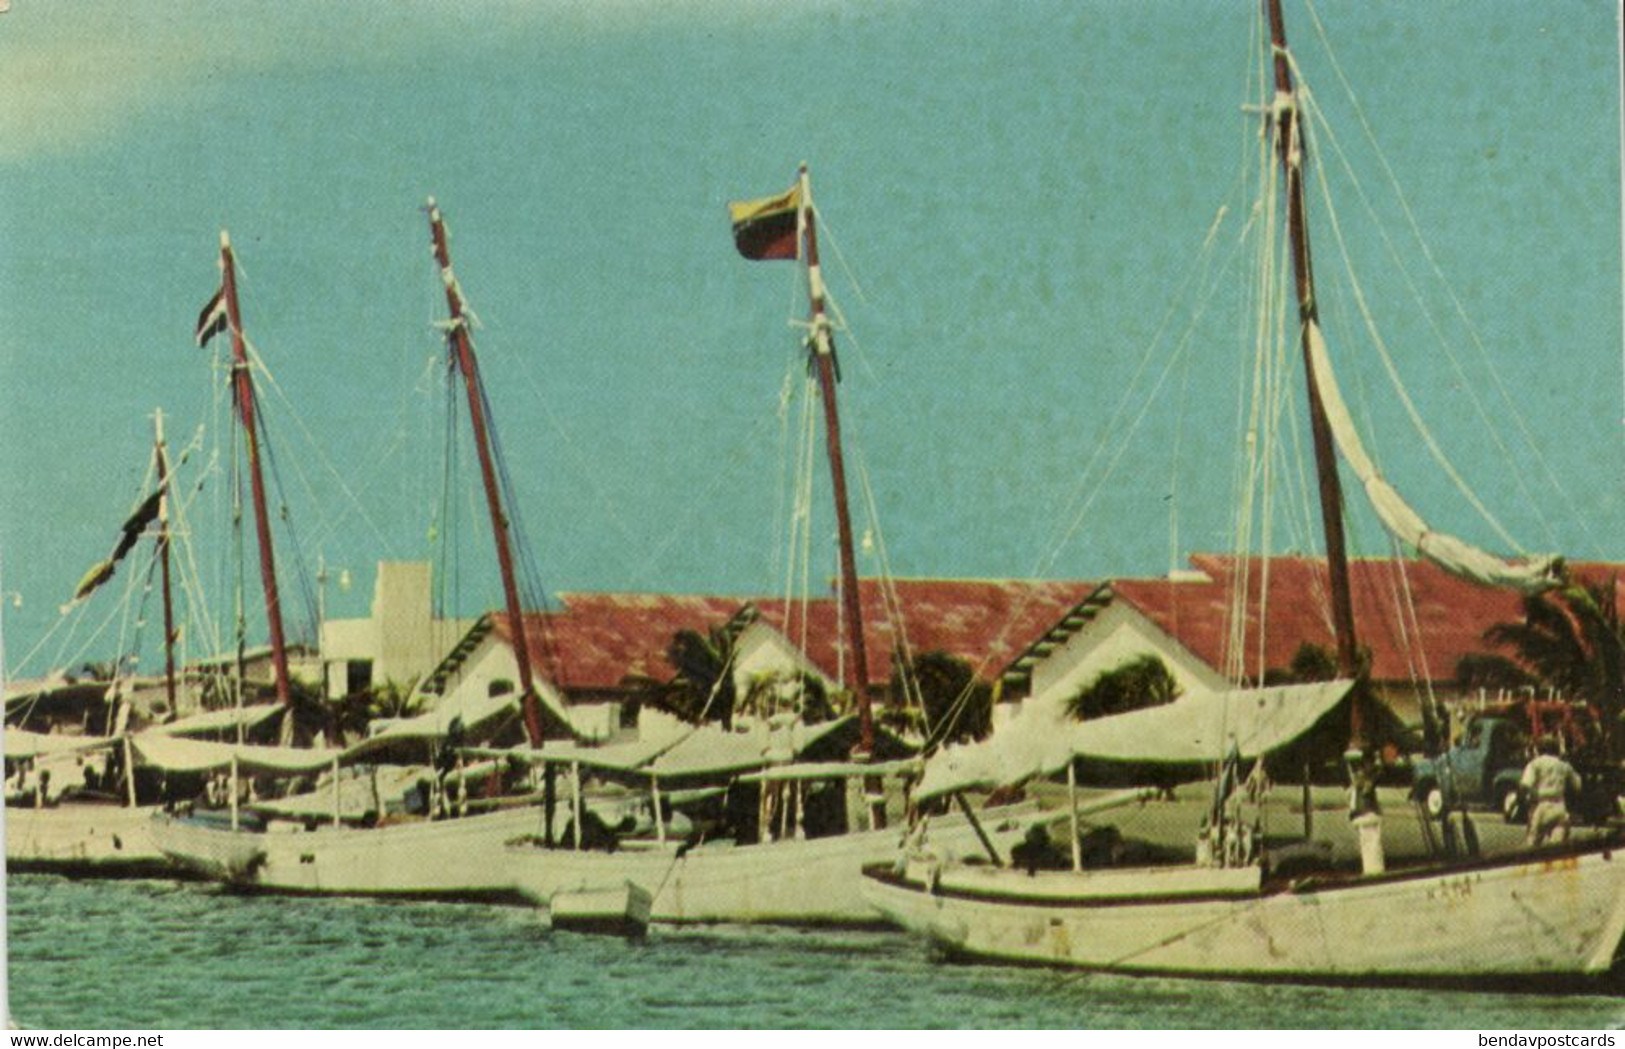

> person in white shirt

[{"left": 1521, "top": 737, "right": 1582, "bottom": 847}]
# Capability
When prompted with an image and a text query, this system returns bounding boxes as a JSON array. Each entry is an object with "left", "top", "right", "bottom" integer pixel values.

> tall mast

[
  {"left": 219, "top": 232, "right": 293, "bottom": 710},
  {"left": 1266, "top": 1, "right": 1361, "bottom": 690},
  {"left": 425, "top": 198, "right": 546, "bottom": 748},
  {"left": 797, "top": 165, "right": 874, "bottom": 757},
  {"left": 153, "top": 409, "right": 178, "bottom": 713}
]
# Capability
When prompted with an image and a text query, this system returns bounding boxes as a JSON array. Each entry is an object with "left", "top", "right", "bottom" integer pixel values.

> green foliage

[
  {"left": 738, "top": 670, "right": 834, "bottom": 724},
  {"left": 1063, "top": 655, "right": 1180, "bottom": 722},
  {"left": 1454, "top": 652, "right": 1538, "bottom": 694},
  {"left": 285, "top": 677, "right": 334, "bottom": 746},
  {"left": 332, "top": 678, "right": 424, "bottom": 745},
  {"left": 1263, "top": 642, "right": 1369, "bottom": 685},
  {"left": 646, "top": 626, "right": 738, "bottom": 728},
  {"left": 1289, "top": 642, "right": 1339, "bottom": 683},
  {"left": 890, "top": 650, "right": 991, "bottom": 745},
  {"left": 1461, "top": 577, "right": 1624, "bottom": 761}
]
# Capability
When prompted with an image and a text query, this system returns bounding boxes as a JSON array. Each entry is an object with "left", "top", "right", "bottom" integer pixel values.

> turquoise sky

[{"left": 1, "top": 0, "right": 1619, "bottom": 676}]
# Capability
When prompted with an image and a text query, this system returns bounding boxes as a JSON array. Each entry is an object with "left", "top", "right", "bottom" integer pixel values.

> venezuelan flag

[{"left": 728, "top": 184, "right": 801, "bottom": 261}]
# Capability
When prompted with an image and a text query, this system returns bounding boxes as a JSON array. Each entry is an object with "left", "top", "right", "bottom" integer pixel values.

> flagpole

[
  {"left": 218, "top": 231, "right": 293, "bottom": 713},
  {"left": 425, "top": 198, "right": 547, "bottom": 749},
  {"left": 797, "top": 165, "right": 875, "bottom": 764}
]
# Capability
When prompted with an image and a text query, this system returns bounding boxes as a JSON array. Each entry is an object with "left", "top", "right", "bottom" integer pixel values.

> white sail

[
  {"left": 1304, "top": 320, "right": 1562, "bottom": 593},
  {"left": 4, "top": 729, "right": 115, "bottom": 761},
  {"left": 130, "top": 734, "right": 339, "bottom": 775}
]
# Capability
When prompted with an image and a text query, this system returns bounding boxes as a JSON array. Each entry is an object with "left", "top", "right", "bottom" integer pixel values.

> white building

[{"left": 318, "top": 561, "right": 479, "bottom": 699}]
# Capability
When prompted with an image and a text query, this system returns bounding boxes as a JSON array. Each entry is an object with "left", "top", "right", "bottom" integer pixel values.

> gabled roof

[
  {"left": 749, "top": 579, "right": 1098, "bottom": 689},
  {"left": 425, "top": 578, "right": 1099, "bottom": 698},
  {"left": 1065, "top": 555, "right": 1625, "bottom": 688},
  {"left": 1000, "top": 582, "right": 1116, "bottom": 693},
  {"left": 493, "top": 593, "right": 750, "bottom": 692}
]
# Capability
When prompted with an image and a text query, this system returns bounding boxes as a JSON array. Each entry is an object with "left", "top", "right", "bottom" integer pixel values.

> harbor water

[{"left": 6, "top": 873, "right": 1623, "bottom": 1029}]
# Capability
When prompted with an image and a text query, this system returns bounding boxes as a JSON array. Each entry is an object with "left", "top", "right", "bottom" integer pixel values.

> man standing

[{"left": 1521, "top": 737, "right": 1582, "bottom": 847}]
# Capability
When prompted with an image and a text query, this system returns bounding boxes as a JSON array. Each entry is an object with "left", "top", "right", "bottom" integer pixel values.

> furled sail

[
  {"left": 1304, "top": 320, "right": 1562, "bottom": 593},
  {"left": 129, "top": 734, "right": 339, "bottom": 775},
  {"left": 914, "top": 680, "right": 1354, "bottom": 802},
  {"left": 4, "top": 729, "right": 116, "bottom": 761}
]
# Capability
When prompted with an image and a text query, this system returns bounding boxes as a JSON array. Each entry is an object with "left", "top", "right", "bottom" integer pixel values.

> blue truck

[
  {"left": 1410, "top": 714, "right": 1527, "bottom": 821},
  {"left": 1411, "top": 710, "right": 1619, "bottom": 824}
]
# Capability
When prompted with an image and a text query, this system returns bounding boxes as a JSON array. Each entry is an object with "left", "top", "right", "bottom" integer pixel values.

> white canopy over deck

[{"left": 916, "top": 680, "right": 1354, "bottom": 801}]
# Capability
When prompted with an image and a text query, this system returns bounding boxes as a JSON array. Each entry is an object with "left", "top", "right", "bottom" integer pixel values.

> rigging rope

[
  {"left": 1294, "top": 94, "right": 1527, "bottom": 555},
  {"left": 244, "top": 340, "right": 393, "bottom": 554},
  {"left": 1302, "top": 0, "right": 1593, "bottom": 552}
]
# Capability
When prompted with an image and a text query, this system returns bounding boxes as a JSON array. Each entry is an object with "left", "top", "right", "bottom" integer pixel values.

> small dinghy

[{"left": 550, "top": 881, "right": 653, "bottom": 938}]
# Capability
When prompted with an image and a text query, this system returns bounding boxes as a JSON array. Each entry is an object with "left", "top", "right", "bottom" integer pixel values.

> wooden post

[
  {"left": 652, "top": 774, "right": 667, "bottom": 845},
  {"left": 331, "top": 756, "right": 342, "bottom": 828},
  {"left": 219, "top": 232, "right": 293, "bottom": 712},
  {"left": 123, "top": 735, "right": 138, "bottom": 808},
  {"left": 1302, "top": 762, "right": 1314, "bottom": 839},
  {"left": 570, "top": 760, "right": 583, "bottom": 851},
  {"left": 1067, "top": 761, "right": 1083, "bottom": 872},
  {"left": 953, "top": 793, "right": 1003, "bottom": 868},
  {"left": 229, "top": 754, "right": 240, "bottom": 831},
  {"left": 1265, "top": 0, "right": 1362, "bottom": 722},
  {"left": 425, "top": 199, "right": 546, "bottom": 748}
]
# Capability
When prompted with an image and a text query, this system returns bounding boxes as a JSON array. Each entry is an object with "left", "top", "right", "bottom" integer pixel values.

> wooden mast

[
  {"left": 796, "top": 164, "right": 875, "bottom": 759},
  {"left": 219, "top": 232, "right": 293, "bottom": 711},
  {"left": 1266, "top": 2, "right": 1362, "bottom": 707},
  {"left": 153, "top": 409, "right": 179, "bottom": 713},
  {"left": 425, "top": 198, "right": 546, "bottom": 748}
]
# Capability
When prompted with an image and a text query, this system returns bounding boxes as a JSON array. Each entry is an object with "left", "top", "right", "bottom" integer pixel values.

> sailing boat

[
  {"left": 501, "top": 166, "right": 1038, "bottom": 925},
  {"left": 5, "top": 413, "right": 172, "bottom": 873},
  {"left": 151, "top": 205, "right": 594, "bottom": 900},
  {"left": 3, "top": 407, "right": 285, "bottom": 874},
  {"left": 860, "top": 0, "right": 1624, "bottom": 984}
]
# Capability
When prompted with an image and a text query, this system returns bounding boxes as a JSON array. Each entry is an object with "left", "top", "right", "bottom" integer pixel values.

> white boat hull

[
  {"left": 150, "top": 805, "right": 547, "bottom": 902},
  {"left": 862, "top": 843, "right": 1625, "bottom": 984},
  {"left": 5, "top": 802, "right": 173, "bottom": 876},
  {"left": 511, "top": 804, "right": 1038, "bottom": 925},
  {"left": 551, "top": 881, "right": 653, "bottom": 937}
]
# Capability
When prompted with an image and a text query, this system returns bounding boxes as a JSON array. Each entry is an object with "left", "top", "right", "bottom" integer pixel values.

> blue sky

[{"left": 0, "top": 0, "right": 1619, "bottom": 677}]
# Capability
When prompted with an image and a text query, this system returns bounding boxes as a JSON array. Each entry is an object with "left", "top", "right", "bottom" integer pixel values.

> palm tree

[
  {"left": 332, "top": 678, "right": 423, "bottom": 745},
  {"left": 648, "top": 625, "right": 739, "bottom": 729},
  {"left": 284, "top": 677, "right": 336, "bottom": 746},
  {"left": 738, "top": 669, "right": 834, "bottom": 724},
  {"left": 1064, "top": 654, "right": 1180, "bottom": 722},
  {"left": 1455, "top": 576, "right": 1623, "bottom": 761},
  {"left": 888, "top": 650, "right": 991, "bottom": 745}
]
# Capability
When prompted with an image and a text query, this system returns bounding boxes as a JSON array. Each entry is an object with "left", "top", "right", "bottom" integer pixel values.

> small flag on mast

[
  {"left": 728, "top": 184, "right": 802, "bottom": 261},
  {"left": 69, "top": 489, "right": 164, "bottom": 602},
  {"left": 195, "top": 287, "right": 228, "bottom": 348}
]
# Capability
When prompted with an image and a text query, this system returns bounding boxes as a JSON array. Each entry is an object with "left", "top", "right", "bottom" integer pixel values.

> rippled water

[{"left": 6, "top": 874, "right": 1623, "bottom": 1029}]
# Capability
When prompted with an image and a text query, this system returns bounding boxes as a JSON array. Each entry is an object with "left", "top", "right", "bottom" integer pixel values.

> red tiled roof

[
  {"left": 492, "top": 593, "right": 748, "bottom": 691},
  {"left": 855, "top": 579, "right": 1098, "bottom": 687},
  {"left": 481, "top": 558, "right": 1623, "bottom": 694},
  {"left": 1111, "top": 555, "right": 1625, "bottom": 686},
  {"left": 747, "top": 580, "right": 1098, "bottom": 688},
  {"left": 490, "top": 578, "right": 1098, "bottom": 692}
]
